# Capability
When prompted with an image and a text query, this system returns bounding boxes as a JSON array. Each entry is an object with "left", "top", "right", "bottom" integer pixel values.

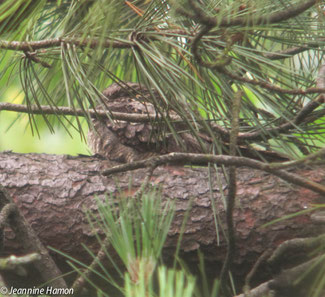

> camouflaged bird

[{"left": 87, "top": 83, "right": 209, "bottom": 163}]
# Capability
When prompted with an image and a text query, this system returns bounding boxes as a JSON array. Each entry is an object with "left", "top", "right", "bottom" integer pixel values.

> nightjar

[{"left": 87, "top": 82, "right": 208, "bottom": 163}]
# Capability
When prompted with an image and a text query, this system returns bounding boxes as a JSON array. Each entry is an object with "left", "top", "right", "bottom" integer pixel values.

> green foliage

[
  {"left": 60, "top": 189, "right": 207, "bottom": 297},
  {"left": 0, "top": 0, "right": 323, "bottom": 156},
  {"left": 1, "top": 1, "right": 325, "bottom": 295},
  {"left": 0, "top": 0, "right": 46, "bottom": 38},
  {"left": 123, "top": 266, "right": 196, "bottom": 297},
  {"left": 95, "top": 190, "right": 175, "bottom": 270},
  {"left": 156, "top": 267, "right": 195, "bottom": 297}
]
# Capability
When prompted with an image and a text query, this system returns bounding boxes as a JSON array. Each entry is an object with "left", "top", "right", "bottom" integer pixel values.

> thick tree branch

[{"left": 0, "top": 152, "right": 324, "bottom": 290}]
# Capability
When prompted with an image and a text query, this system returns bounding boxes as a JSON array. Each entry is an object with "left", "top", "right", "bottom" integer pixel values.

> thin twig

[
  {"left": 191, "top": 23, "right": 232, "bottom": 69},
  {"left": 0, "top": 28, "right": 192, "bottom": 52},
  {"left": 178, "top": 0, "right": 316, "bottom": 28},
  {"left": 244, "top": 249, "right": 273, "bottom": 296},
  {"left": 101, "top": 152, "right": 325, "bottom": 195},
  {"left": 235, "top": 281, "right": 271, "bottom": 297},
  {"left": 24, "top": 51, "right": 52, "bottom": 68},
  {"left": 72, "top": 166, "right": 156, "bottom": 295},
  {"left": 221, "top": 93, "right": 324, "bottom": 143},
  {"left": 0, "top": 37, "right": 132, "bottom": 52},
  {"left": 0, "top": 97, "right": 324, "bottom": 146},
  {"left": 268, "top": 255, "right": 325, "bottom": 294},
  {"left": 268, "top": 234, "right": 325, "bottom": 268},
  {"left": 0, "top": 203, "right": 16, "bottom": 229},
  {"left": 264, "top": 44, "right": 320, "bottom": 60},
  {"left": 222, "top": 68, "right": 325, "bottom": 95},
  {"left": 133, "top": 165, "right": 157, "bottom": 201},
  {"left": 218, "top": 91, "right": 242, "bottom": 296},
  {"left": 269, "top": 147, "right": 325, "bottom": 170},
  {"left": 0, "top": 102, "right": 166, "bottom": 122},
  {"left": 0, "top": 253, "right": 42, "bottom": 271},
  {"left": 236, "top": 254, "right": 325, "bottom": 297},
  {"left": 72, "top": 239, "right": 111, "bottom": 295}
]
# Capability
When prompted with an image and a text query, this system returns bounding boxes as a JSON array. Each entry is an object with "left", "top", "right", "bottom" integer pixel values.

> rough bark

[{"left": 0, "top": 151, "right": 324, "bottom": 285}]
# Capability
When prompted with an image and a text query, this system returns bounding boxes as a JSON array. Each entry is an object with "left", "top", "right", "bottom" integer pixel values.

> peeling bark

[{"left": 0, "top": 151, "right": 324, "bottom": 286}]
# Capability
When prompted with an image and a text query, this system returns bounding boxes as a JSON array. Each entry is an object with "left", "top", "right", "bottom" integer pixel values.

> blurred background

[{"left": 0, "top": 85, "right": 89, "bottom": 155}]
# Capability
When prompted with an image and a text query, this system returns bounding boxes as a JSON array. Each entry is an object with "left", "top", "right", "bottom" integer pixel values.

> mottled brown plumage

[{"left": 88, "top": 83, "right": 208, "bottom": 162}]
